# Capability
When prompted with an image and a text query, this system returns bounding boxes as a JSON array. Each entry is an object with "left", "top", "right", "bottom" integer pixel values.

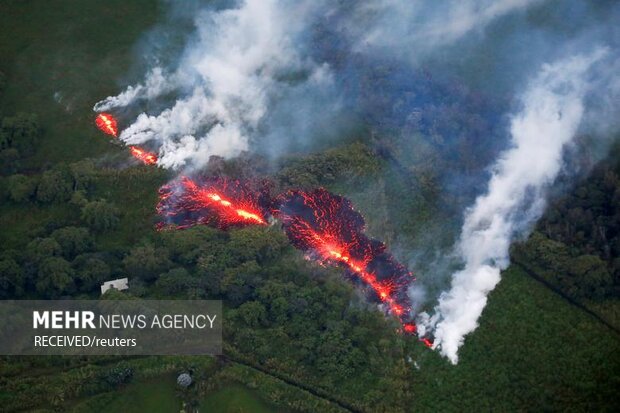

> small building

[{"left": 100, "top": 278, "right": 129, "bottom": 295}]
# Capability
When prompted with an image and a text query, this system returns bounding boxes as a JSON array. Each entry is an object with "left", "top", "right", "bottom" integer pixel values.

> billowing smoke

[
  {"left": 94, "top": 0, "right": 620, "bottom": 363},
  {"left": 421, "top": 48, "right": 611, "bottom": 364},
  {"left": 94, "top": 67, "right": 170, "bottom": 112},
  {"left": 94, "top": 0, "right": 539, "bottom": 170},
  {"left": 95, "top": 0, "right": 335, "bottom": 170}
]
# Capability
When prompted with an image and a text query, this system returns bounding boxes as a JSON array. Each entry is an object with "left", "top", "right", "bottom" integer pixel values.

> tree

[
  {"left": 0, "top": 148, "right": 20, "bottom": 175},
  {"left": 81, "top": 200, "right": 120, "bottom": 232},
  {"left": 155, "top": 268, "right": 200, "bottom": 297},
  {"left": 123, "top": 245, "right": 171, "bottom": 282},
  {"left": 72, "top": 255, "right": 110, "bottom": 292},
  {"left": 101, "top": 288, "right": 135, "bottom": 300},
  {"left": 69, "top": 159, "right": 96, "bottom": 191},
  {"left": 50, "top": 227, "right": 94, "bottom": 258},
  {"left": 26, "top": 237, "right": 62, "bottom": 264},
  {"left": 0, "top": 258, "right": 24, "bottom": 298},
  {"left": 221, "top": 260, "right": 262, "bottom": 306},
  {"left": 0, "top": 70, "right": 5, "bottom": 96},
  {"left": 70, "top": 190, "right": 88, "bottom": 207},
  {"left": 36, "top": 168, "right": 72, "bottom": 203},
  {"left": 269, "top": 296, "right": 290, "bottom": 324},
  {"left": 160, "top": 226, "right": 224, "bottom": 266},
  {"left": 568, "top": 255, "right": 613, "bottom": 300},
  {"left": 0, "top": 113, "right": 40, "bottom": 155},
  {"left": 516, "top": 231, "right": 615, "bottom": 301},
  {"left": 7, "top": 174, "right": 36, "bottom": 202},
  {"left": 36, "top": 257, "right": 74, "bottom": 297},
  {"left": 228, "top": 226, "right": 288, "bottom": 264},
  {"left": 237, "top": 301, "right": 267, "bottom": 327}
]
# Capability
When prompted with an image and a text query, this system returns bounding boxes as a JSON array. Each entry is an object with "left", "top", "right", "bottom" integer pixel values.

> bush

[{"left": 100, "top": 366, "right": 133, "bottom": 387}]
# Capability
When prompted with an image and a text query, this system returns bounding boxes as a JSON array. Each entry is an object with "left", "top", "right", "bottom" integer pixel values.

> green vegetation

[
  {"left": 199, "top": 385, "right": 280, "bottom": 413},
  {"left": 71, "top": 375, "right": 181, "bottom": 413},
  {"left": 513, "top": 144, "right": 620, "bottom": 327},
  {"left": 0, "top": 1, "right": 618, "bottom": 412}
]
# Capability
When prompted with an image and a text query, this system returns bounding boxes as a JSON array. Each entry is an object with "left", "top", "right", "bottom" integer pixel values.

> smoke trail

[
  {"left": 94, "top": 67, "right": 171, "bottom": 112},
  {"left": 94, "top": 0, "right": 333, "bottom": 170},
  {"left": 423, "top": 48, "right": 609, "bottom": 364}
]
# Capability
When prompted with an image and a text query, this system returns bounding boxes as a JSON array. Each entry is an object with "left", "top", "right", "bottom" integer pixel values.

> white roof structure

[{"left": 100, "top": 278, "right": 129, "bottom": 295}]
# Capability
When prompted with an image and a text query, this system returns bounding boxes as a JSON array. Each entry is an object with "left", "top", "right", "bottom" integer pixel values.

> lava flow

[
  {"left": 129, "top": 146, "right": 158, "bottom": 165},
  {"left": 275, "top": 188, "right": 415, "bottom": 325},
  {"left": 95, "top": 113, "right": 118, "bottom": 137},
  {"left": 94, "top": 114, "right": 158, "bottom": 165},
  {"left": 154, "top": 177, "right": 429, "bottom": 344},
  {"left": 157, "top": 176, "right": 269, "bottom": 230}
]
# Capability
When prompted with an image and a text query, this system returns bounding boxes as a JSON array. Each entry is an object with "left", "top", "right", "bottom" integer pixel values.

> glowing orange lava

[
  {"left": 403, "top": 323, "right": 417, "bottom": 334},
  {"left": 95, "top": 113, "right": 118, "bottom": 137},
  {"left": 183, "top": 177, "right": 267, "bottom": 225},
  {"left": 421, "top": 338, "right": 433, "bottom": 348},
  {"left": 156, "top": 181, "right": 431, "bottom": 346},
  {"left": 129, "top": 146, "right": 158, "bottom": 165},
  {"left": 277, "top": 188, "right": 416, "bottom": 325},
  {"left": 300, "top": 224, "right": 406, "bottom": 317},
  {"left": 156, "top": 176, "right": 270, "bottom": 230}
]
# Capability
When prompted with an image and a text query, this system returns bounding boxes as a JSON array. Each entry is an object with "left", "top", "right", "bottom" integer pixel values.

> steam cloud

[
  {"left": 95, "top": 0, "right": 619, "bottom": 363},
  {"left": 423, "top": 49, "right": 609, "bottom": 364},
  {"left": 94, "top": 0, "right": 537, "bottom": 170},
  {"left": 95, "top": 0, "right": 333, "bottom": 169}
]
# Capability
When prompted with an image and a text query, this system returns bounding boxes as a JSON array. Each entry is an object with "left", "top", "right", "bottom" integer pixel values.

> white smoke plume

[
  {"left": 94, "top": 0, "right": 541, "bottom": 170},
  {"left": 94, "top": 0, "right": 331, "bottom": 170},
  {"left": 94, "top": 67, "right": 171, "bottom": 112},
  {"left": 345, "top": 0, "right": 541, "bottom": 56},
  {"left": 93, "top": 0, "right": 618, "bottom": 362},
  {"left": 422, "top": 48, "right": 609, "bottom": 364}
]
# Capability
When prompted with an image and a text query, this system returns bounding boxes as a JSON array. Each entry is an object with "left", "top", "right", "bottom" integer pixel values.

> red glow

[
  {"left": 156, "top": 181, "right": 429, "bottom": 345},
  {"left": 403, "top": 323, "right": 417, "bottom": 334},
  {"left": 129, "top": 146, "right": 158, "bottom": 165},
  {"left": 95, "top": 113, "right": 118, "bottom": 137},
  {"left": 276, "top": 188, "right": 414, "bottom": 324},
  {"left": 421, "top": 338, "right": 433, "bottom": 348},
  {"left": 157, "top": 176, "right": 269, "bottom": 230}
]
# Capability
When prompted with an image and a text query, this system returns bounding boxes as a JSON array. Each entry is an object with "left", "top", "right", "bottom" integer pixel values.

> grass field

[
  {"left": 199, "top": 385, "right": 282, "bottom": 413},
  {"left": 408, "top": 266, "right": 620, "bottom": 411},
  {"left": 70, "top": 375, "right": 180, "bottom": 413},
  {"left": 70, "top": 375, "right": 279, "bottom": 413}
]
